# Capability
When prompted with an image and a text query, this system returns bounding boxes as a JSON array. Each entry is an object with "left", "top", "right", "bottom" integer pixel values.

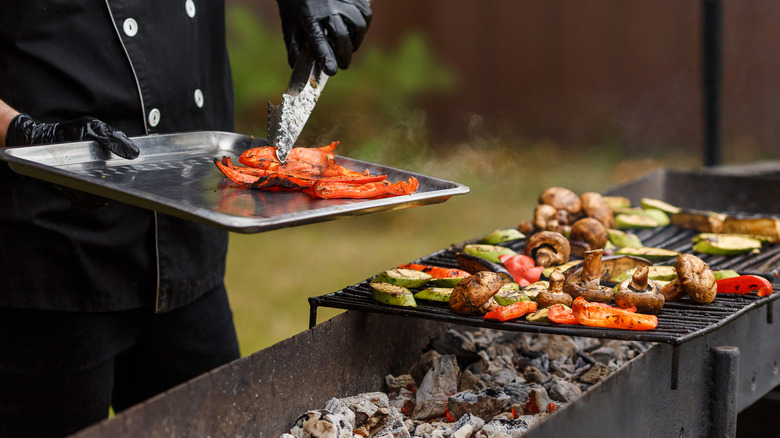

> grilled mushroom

[
  {"left": 614, "top": 265, "right": 664, "bottom": 314},
  {"left": 675, "top": 254, "right": 717, "bottom": 303},
  {"left": 563, "top": 248, "right": 613, "bottom": 303},
  {"left": 538, "top": 187, "right": 582, "bottom": 215},
  {"left": 580, "top": 192, "right": 616, "bottom": 229},
  {"left": 523, "top": 231, "right": 571, "bottom": 268},
  {"left": 449, "top": 271, "right": 503, "bottom": 315},
  {"left": 659, "top": 279, "right": 686, "bottom": 302},
  {"left": 569, "top": 217, "right": 608, "bottom": 258},
  {"left": 537, "top": 270, "right": 573, "bottom": 308},
  {"left": 533, "top": 204, "right": 559, "bottom": 231}
]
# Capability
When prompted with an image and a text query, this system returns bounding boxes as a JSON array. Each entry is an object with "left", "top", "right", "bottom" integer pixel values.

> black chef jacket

[{"left": 0, "top": 0, "right": 235, "bottom": 312}]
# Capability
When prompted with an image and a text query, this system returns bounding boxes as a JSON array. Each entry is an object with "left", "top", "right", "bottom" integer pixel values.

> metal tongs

[{"left": 267, "top": 50, "right": 329, "bottom": 163}]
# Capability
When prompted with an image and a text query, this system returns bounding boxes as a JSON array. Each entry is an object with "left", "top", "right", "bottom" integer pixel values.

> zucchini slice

[
  {"left": 614, "top": 247, "right": 680, "bottom": 262},
  {"left": 414, "top": 287, "right": 453, "bottom": 303},
  {"left": 692, "top": 234, "right": 763, "bottom": 256},
  {"left": 373, "top": 268, "right": 432, "bottom": 288},
  {"left": 370, "top": 282, "right": 417, "bottom": 307}
]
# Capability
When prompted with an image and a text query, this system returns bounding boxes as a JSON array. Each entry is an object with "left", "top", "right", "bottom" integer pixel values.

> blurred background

[{"left": 223, "top": 0, "right": 780, "bottom": 355}]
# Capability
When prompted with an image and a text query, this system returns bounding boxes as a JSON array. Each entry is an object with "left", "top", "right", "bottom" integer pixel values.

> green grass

[{"left": 224, "top": 142, "right": 696, "bottom": 356}]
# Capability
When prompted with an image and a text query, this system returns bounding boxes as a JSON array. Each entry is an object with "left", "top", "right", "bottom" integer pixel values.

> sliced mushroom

[
  {"left": 534, "top": 204, "right": 559, "bottom": 230},
  {"left": 538, "top": 187, "right": 582, "bottom": 215},
  {"left": 676, "top": 254, "right": 717, "bottom": 303},
  {"left": 563, "top": 248, "right": 613, "bottom": 303},
  {"left": 449, "top": 271, "right": 503, "bottom": 315},
  {"left": 537, "top": 270, "right": 573, "bottom": 308},
  {"left": 523, "top": 231, "right": 571, "bottom": 268},
  {"left": 581, "top": 192, "right": 616, "bottom": 229},
  {"left": 613, "top": 265, "right": 665, "bottom": 314},
  {"left": 569, "top": 217, "right": 608, "bottom": 258}
]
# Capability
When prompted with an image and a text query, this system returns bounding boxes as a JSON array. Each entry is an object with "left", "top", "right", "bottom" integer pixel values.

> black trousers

[{"left": 0, "top": 284, "right": 240, "bottom": 438}]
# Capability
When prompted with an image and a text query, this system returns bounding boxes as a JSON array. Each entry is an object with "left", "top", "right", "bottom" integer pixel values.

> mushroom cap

[
  {"left": 538, "top": 187, "right": 582, "bottom": 214},
  {"left": 563, "top": 282, "right": 614, "bottom": 303},
  {"left": 534, "top": 204, "right": 559, "bottom": 230},
  {"left": 659, "top": 279, "right": 686, "bottom": 302},
  {"left": 614, "top": 268, "right": 664, "bottom": 314},
  {"left": 569, "top": 218, "right": 608, "bottom": 249},
  {"left": 676, "top": 254, "right": 717, "bottom": 303},
  {"left": 581, "top": 192, "right": 616, "bottom": 229},
  {"left": 449, "top": 271, "right": 504, "bottom": 314},
  {"left": 537, "top": 291, "right": 573, "bottom": 308},
  {"left": 523, "top": 231, "right": 571, "bottom": 267}
]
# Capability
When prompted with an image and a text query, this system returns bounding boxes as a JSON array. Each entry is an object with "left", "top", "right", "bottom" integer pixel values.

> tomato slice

[
  {"left": 547, "top": 304, "right": 579, "bottom": 325},
  {"left": 716, "top": 275, "right": 773, "bottom": 297}
]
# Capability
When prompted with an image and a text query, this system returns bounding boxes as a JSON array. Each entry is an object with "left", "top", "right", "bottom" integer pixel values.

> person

[{"left": 0, "top": 1, "right": 371, "bottom": 437}]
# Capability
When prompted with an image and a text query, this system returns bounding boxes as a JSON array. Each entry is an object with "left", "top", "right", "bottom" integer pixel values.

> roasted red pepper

[
  {"left": 571, "top": 297, "right": 658, "bottom": 331},
  {"left": 716, "top": 275, "right": 773, "bottom": 297},
  {"left": 547, "top": 304, "right": 580, "bottom": 325},
  {"left": 397, "top": 263, "right": 470, "bottom": 279},
  {"left": 499, "top": 254, "right": 544, "bottom": 287},
  {"left": 484, "top": 301, "right": 538, "bottom": 321}
]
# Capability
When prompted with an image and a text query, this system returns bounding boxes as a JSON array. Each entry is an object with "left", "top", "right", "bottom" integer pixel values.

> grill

[{"left": 71, "top": 165, "right": 780, "bottom": 438}]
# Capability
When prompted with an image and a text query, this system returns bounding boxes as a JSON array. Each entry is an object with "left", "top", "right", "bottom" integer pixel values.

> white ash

[{"left": 281, "top": 328, "right": 650, "bottom": 437}]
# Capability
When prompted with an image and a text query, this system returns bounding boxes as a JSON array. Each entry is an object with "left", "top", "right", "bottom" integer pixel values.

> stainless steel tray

[{"left": 0, "top": 131, "right": 469, "bottom": 233}]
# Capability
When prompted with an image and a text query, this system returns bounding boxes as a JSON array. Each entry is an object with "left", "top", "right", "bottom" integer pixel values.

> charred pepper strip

[
  {"left": 571, "top": 297, "right": 658, "bottom": 331},
  {"left": 397, "top": 263, "right": 470, "bottom": 279},
  {"left": 716, "top": 275, "right": 773, "bottom": 297},
  {"left": 484, "top": 301, "right": 538, "bottom": 321},
  {"left": 312, "top": 177, "right": 419, "bottom": 199},
  {"left": 547, "top": 304, "right": 579, "bottom": 325}
]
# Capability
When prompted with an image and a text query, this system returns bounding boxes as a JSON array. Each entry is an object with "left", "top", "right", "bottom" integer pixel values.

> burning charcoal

[
  {"left": 388, "top": 387, "right": 415, "bottom": 417},
  {"left": 367, "top": 406, "right": 410, "bottom": 438},
  {"left": 531, "top": 335, "right": 578, "bottom": 361},
  {"left": 408, "top": 349, "right": 440, "bottom": 386},
  {"left": 490, "top": 369, "right": 524, "bottom": 387},
  {"left": 322, "top": 399, "right": 356, "bottom": 432},
  {"left": 578, "top": 362, "right": 611, "bottom": 384},
  {"left": 477, "top": 418, "right": 530, "bottom": 438},
  {"left": 458, "top": 369, "right": 489, "bottom": 392},
  {"left": 447, "top": 389, "right": 510, "bottom": 421},
  {"left": 523, "top": 385, "right": 552, "bottom": 414},
  {"left": 500, "top": 384, "right": 530, "bottom": 406},
  {"left": 412, "top": 354, "right": 459, "bottom": 420},
  {"left": 290, "top": 409, "right": 348, "bottom": 438},
  {"left": 451, "top": 413, "right": 486, "bottom": 437},
  {"left": 588, "top": 346, "right": 618, "bottom": 366},
  {"left": 386, "top": 374, "right": 417, "bottom": 392},
  {"left": 547, "top": 378, "right": 582, "bottom": 403},
  {"left": 426, "top": 329, "right": 481, "bottom": 369},
  {"left": 522, "top": 366, "right": 549, "bottom": 384}
]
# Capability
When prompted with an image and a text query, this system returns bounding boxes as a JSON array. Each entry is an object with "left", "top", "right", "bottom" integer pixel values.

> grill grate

[{"left": 309, "top": 225, "right": 779, "bottom": 347}]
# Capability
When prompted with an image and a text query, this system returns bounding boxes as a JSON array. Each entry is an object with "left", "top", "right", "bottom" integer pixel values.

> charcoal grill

[{"left": 71, "top": 164, "right": 780, "bottom": 438}]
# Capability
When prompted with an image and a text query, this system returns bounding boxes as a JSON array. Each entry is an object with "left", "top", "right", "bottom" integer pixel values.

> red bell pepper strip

[
  {"left": 547, "top": 304, "right": 580, "bottom": 325},
  {"left": 571, "top": 297, "right": 658, "bottom": 331},
  {"left": 499, "top": 254, "right": 544, "bottom": 287},
  {"left": 397, "top": 263, "right": 470, "bottom": 279},
  {"left": 484, "top": 301, "right": 538, "bottom": 321},
  {"left": 716, "top": 275, "right": 773, "bottom": 297}
]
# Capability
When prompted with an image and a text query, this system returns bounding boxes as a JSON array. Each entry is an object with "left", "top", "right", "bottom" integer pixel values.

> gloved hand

[
  {"left": 277, "top": 0, "right": 372, "bottom": 76},
  {"left": 5, "top": 113, "right": 140, "bottom": 159}
]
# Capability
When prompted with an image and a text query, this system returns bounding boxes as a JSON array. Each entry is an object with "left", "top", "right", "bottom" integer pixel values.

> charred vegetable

[
  {"left": 613, "top": 266, "right": 665, "bottom": 314},
  {"left": 373, "top": 269, "right": 432, "bottom": 288},
  {"left": 563, "top": 248, "right": 613, "bottom": 303},
  {"left": 676, "top": 254, "right": 717, "bottom": 304},
  {"left": 479, "top": 228, "right": 525, "bottom": 245},
  {"left": 671, "top": 209, "right": 726, "bottom": 233},
  {"left": 483, "top": 301, "right": 538, "bottom": 322},
  {"left": 614, "top": 246, "right": 680, "bottom": 263},
  {"left": 716, "top": 275, "right": 773, "bottom": 297},
  {"left": 569, "top": 217, "right": 608, "bottom": 257},
  {"left": 523, "top": 231, "right": 571, "bottom": 268},
  {"left": 692, "top": 233, "right": 763, "bottom": 256},
  {"left": 571, "top": 297, "right": 658, "bottom": 331},
  {"left": 449, "top": 271, "right": 504, "bottom": 315},
  {"left": 537, "top": 270, "right": 573, "bottom": 308},
  {"left": 538, "top": 187, "right": 582, "bottom": 215},
  {"left": 462, "top": 244, "right": 518, "bottom": 264},
  {"left": 581, "top": 192, "right": 616, "bottom": 229},
  {"left": 370, "top": 282, "right": 417, "bottom": 307}
]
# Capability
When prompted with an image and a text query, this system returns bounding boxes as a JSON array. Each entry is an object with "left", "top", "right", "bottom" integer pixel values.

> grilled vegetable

[
  {"left": 521, "top": 280, "right": 550, "bottom": 301},
  {"left": 716, "top": 275, "right": 773, "bottom": 297},
  {"left": 572, "top": 297, "right": 658, "bottom": 331},
  {"left": 609, "top": 265, "right": 677, "bottom": 283},
  {"left": 537, "top": 270, "right": 573, "bottom": 308},
  {"left": 494, "top": 288, "right": 529, "bottom": 306},
  {"left": 676, "top": 254, "right": 717, "bottom": 304},
  {"left": 414, "top": 287, "right": 453, "bottom": 303},
  {"left": 449, "top": 271, "right": 504, "bottom": 315},
  {"left": 525, "top": 307, "right": 551, "bottom": 322},
  {"left": 569, "top": 217, "right": 608, "bottom": 256},
  {"left": 373, "top": 269, "right": 432, "bottom": 288},
  {"left": 547, "top": 304, "right": 579, "bottom": 325},
  {"left": 370, "top": 282, "right": 417, "bottom": 307},
  {"left": 483, "top": 301, "right": 538, "bottom": 322},
  {"left": 479, "top": 228, "right": 525, "bottom": 245},
  {"left": 603, "top": 196, "right": 632, "bottom": 211},
  {"left": 499, "top": 254, "right": 544, "bottom": 287},
  {"left": 671, "top": 209, "right": 726, "bottom": 233},
  {"left": 581, "top": 192, "right": 616, "bottom": 229},
  {"left": 722, "top": 217, "right": 780, "bottom": 243},
  {"left": 615, "top": 213, "right": 661, "bottom": 229},
  {"left": 640, "top": 198, "right": 681, "bottom": 215},
  {"left": 397, "top": 263, "right": 470, "bottom": 279},
  {"left": 523, "top": 231, "right": 571, "bottom": 268},
  {"left": 564, "top": 254, "right": 653, "bottom": 284},
  {"left": 613, "top": 266, "right": 665, "bottom": 314},
  {"left": 692, "top": 233, "right": 763, "bottom": 256},
  {"left": 462, "top": 244, "right": 518, "bottom": 264},
  {"left": 607, "top": 229, "right": 643, "bottom": 248},
  {"left": 563, "top": 249, "right": 614, "bottom": 304},
  {"left": 538, "top": 187, "right": 582, "bottom": 214},
  {"left": 614, "top": 247, "right": 680, "bottom": 262}
]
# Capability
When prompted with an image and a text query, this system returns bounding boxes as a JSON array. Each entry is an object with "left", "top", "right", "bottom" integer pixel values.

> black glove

[
  {"left": 277, "top": 0, "right": 372, "bottom": 76},
  {"left": 6, "top": 113, "right": 140, "bottom": 159}
]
